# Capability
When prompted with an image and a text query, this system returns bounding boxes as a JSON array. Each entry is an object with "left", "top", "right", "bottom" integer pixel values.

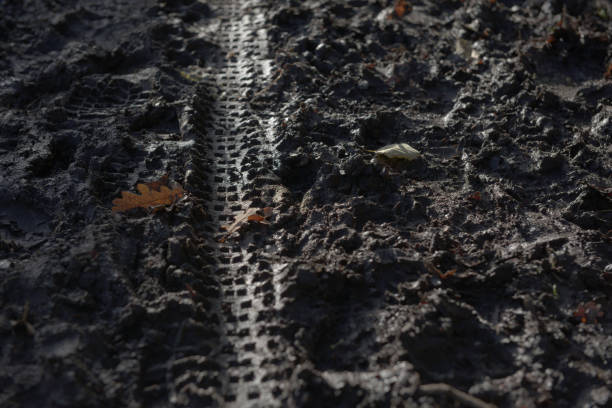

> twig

[
  {"left": 419, "top": 383, "right": 497, "bottom": 408},
  {"left": 11, "top": 302, "right": 35, "bottom": 336}
]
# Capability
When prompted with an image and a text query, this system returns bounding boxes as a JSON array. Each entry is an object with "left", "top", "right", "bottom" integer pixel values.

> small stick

[
  {"left": 517, "top": 26, "right": 523, "bottom": 59},
  {"left": 419, "top": 383, "right": 497, "bottom": 408}
]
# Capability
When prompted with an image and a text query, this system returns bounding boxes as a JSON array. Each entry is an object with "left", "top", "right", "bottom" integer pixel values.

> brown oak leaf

[{"left": 112, "top": 182, "right": 184, "bottom": 213}]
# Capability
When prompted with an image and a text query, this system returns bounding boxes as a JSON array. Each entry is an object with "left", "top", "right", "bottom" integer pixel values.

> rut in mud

[{"left": 180, "top": 0, "right": 293, "bottom": 405}]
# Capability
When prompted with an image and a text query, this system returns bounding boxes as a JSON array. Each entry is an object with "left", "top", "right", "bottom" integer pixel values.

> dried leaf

[
  {"left": 112, "top": 182, "right": 184, "bottom": 213},
  {"left": 247, "top": 214, "right": 267, "bottom": 223},
  {"left": 425, "top": 262, "right": 456, "bottom": 280},
  {"left": 220, "top": 207, "right": 273, "bottom": 242},
  {"left": 371, "top": 143, "right": 420, "bottom": 160},
  {"left": 263, "top": 207, "right": 274, "bottom": 217},
  {"left": 468, "top": 191, "right": 482, "bottom": 201},
  {"left": 573, "top": 301, "right": 604, "bottom": 324},
  {"left": 221, "top": 208, "right": 257, "bottom": 232},
  {"left": 185, "top": 283, "right": 197, "bottom": 298},
  {"left": 394, "top": 0, "right": 410, "bottom": 18},
  {"left": 455, "top": 38, "right": 473, "bottom": 59},
  {"left": 605, "top": 63, "right": 612, "bottom": 80}
]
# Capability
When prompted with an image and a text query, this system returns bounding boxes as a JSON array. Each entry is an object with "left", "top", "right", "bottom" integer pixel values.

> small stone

[{"left": 592, "top": 386, "right": 610, "bottom": 406}]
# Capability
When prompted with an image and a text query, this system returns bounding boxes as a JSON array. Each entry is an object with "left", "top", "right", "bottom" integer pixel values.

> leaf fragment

[
  {"left": 371, "top": 143, "right": 420, "bottom": 160},
  {"left": 605, "top": 63, "right": 612, "bottom": 80},
  {"left": 394, "top": 0, "right": 410, "bottom": 18},
  {"left": 220, "top": 206, "right": 273, "bottom": 242},
  {"left": 425, "top": 262, "right": 456, "bottom": 280},
  {"left": 573, "top": 301, "right": 604, "bottom": 324},
  {"left": 112, "top": 181, "right": 184, "bottom": 213},
  {"left": 468, "top": 191, "right": 482, "bottom": 201},
  {"left": 247, "top": 214, "right": 267, "bottom": 223},
  {"left": 262, "top": 207, "right": 273, "bottom": 217}
]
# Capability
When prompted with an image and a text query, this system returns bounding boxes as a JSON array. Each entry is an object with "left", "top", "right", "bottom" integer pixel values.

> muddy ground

[{"left": 1, "top": 0, "right": 612, "bottom": 407}]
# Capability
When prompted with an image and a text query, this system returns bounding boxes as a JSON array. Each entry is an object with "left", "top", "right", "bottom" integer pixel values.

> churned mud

[{"left": 1, "top": 1, "right": 611, "bottom": 407}]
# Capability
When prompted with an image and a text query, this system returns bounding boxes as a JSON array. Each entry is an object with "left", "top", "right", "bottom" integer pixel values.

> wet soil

[{"left": 1, "top": 0, "right": 612, "bottom": 407}]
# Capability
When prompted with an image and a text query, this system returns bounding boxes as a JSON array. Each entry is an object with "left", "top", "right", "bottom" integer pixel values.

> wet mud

[{"left": 1, "top": 0, "right": 611, "bottom": 407}]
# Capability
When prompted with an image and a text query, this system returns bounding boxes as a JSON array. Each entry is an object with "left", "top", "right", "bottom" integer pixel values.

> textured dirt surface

[{"left": 1, "top": 0, "right": 612, "bottom": 407}]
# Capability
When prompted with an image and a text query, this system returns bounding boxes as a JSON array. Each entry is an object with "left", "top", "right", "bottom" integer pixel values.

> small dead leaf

[
  {"left": 178, "top": 70, "right": 199, "bottom": 82},
  {"left": 185, "top": 283, "right": 197, "bottom": 298},
  {"left": 112, "top": 182, "right": 184, "bottom": 213},
  {"left": 393, "top": 0, "right": 411, "bottom": 18},
  {"left": 426, "top": 262, "right": 456, "bottom": 280},
  {"left": 221, "top": 208, "right": 257, "bottom": 232},
  {"left": 455, "top": 38, "right": 473, "bottom": 59},
  {"left": 605, "top": 63, "right": 612, "bottom": 80},
  {"left": 370, "top": 143, "right": 420, "bottom": 160},
  {"left": 247, "top": 214, "right": 267, "bottom": 223},
  {"left": 573, "top": 301, "right": 604, "bottom": 324},
  {"left": 220, "top": 207, "right": 273, "bottom": 242},
  {"left": 557, "top": 5, "right": 566, "bottom": 28},
  {"left": 468, "top": 191, "right": 482, "bottom": 201}
]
